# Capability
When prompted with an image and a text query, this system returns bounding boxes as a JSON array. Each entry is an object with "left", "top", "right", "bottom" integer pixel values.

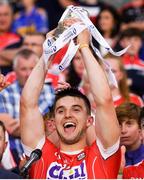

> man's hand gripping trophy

[{"left": 42, "top": 5, "right": 129, "bottom": 86}]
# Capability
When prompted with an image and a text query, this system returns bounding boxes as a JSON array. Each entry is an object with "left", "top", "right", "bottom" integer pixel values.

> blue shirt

[
  {"left": 12, "top": 7, "right": 48, "bottom": 35},
  {"left": 125, "top": 144, "right": 144, "bottom": 166}
]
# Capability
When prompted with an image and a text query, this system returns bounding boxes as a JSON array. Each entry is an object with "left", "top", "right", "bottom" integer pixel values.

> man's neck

[{"left": 60, "top": 137, "right": 87, "bottom": 152}]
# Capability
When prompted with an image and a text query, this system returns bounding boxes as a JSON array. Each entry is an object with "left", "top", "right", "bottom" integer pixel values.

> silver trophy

[
  {"left": 53, "top": 22, "right": 66, "bottom": 40},
  {"left": 53, "top": 10, "right": 78, "bottom": 40}
]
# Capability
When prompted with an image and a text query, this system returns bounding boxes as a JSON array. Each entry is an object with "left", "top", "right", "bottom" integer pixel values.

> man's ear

[
  {"left": 86, "top": 116, "right": 94, "bottom": 127},
  {"left": 51, "top": 119, "right": 56, "bottom": 131}
]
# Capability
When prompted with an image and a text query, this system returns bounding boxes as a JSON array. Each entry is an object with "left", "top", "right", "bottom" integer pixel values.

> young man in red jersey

[{"left": 20, "top": 27, "right": 121, "bottom": 178}]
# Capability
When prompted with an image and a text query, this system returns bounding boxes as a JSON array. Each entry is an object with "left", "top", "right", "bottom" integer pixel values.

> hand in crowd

[
  {"left": 55, "top": 81, "right": 71, "bottom": 92},
  {"left": 0, "top": 74, "right": 10, "bottom": 91}
]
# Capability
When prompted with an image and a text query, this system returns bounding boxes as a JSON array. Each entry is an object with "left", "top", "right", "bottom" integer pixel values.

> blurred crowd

[{"left": 0, "top": 0, "right": 144, "bottom": 178}]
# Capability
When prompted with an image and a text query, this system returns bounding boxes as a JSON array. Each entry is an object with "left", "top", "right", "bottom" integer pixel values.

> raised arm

[
  {"left": 77, "top": 30, "right": 120, "bottom": 148},
  {"left": 20, "top": 50, "right": 53, "bottom": 149}
]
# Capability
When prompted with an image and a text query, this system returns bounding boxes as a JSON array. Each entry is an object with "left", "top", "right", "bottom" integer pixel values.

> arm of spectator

[
  {"left": 77, "top": 29, "right": 120, "bottom": 149},
  {"left": 20, "top": 39, "right": 54, "bottom": 149},
  {"left": 0, "top": 74, "right": 10, "bottom": 91},
  {"left": 0, "top": 113, "right": 20, "bottom": 137}
]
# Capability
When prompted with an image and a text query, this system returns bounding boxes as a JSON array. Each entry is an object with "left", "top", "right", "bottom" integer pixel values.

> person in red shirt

[
  {"left": 118, "top": 28, "right": 144, "bottom": 99},
  {"left": 20, "top": 28, "right": 121, "bottom": 178},
  {"left": 104, "top": 54, "right": 143, "bottom": 107},
  {"left": 123, "top": 160, "right": 144, "bottom": 178},
  {"left": 0, "top": 0, "right": 22, "bottom": 75},
  {"left": 80, "top": 54, "right": 143, "bottom": 110}
]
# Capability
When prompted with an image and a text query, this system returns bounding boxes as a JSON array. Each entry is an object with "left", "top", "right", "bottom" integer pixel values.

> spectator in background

[
  {"left": 104, "top": 54, "right": 143, "bottom": 107},
  {"left": 5, "top": 32, "right": 45, "bottom": 84},
  {"left": 5, "top": 32, "right": 62, "bottom": 87},
  {"left": 0, "top": 121, "right": 21, "bottom": 178},
  {"left": 122, "top": 107, "right": 144, "bottom": 178},
  {"left": 1, "top": 32, "right": 45, "bottom": 65},
  {"left": 12, "top": 0, "right": 48, "bottom": 36},
  {"left": 79, "top": 54, "right": 143, "bottom": 113},
  {"left": 95, "top": 5, "right": 121, "bottom": 56},
  {"left": 43, "top": 108, "right": 59, "bottom": 147},
  {"left": 0, "top": 49, "right": 55, "bottom": 167},
  {"left": 0, "top": 0, "right": 22, "bottom": 75},
  {"left": 66, "top": 50, "right": 85, "bottom": 88},
  {"left": 43, "top": 108, "right": 56, "bottom": 137},
  {"left": 116, "top": 102, "right": 144, "bottom": 166},
  {"left": 0, "top": 73, "right": 17, "bottom": 171},
  {"left": 22, "top": 32, "right": 45, "bottom": 57},
  {"left": 120, "top": 0, "right": 144, "bottom": 31},
  {"left": 118, "top": 28, "right": 144, "bottom": 99}
]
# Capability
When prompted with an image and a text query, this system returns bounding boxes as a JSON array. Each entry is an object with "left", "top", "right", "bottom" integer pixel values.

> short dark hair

[
  {"left": 15, "top": 48, "right": 37, "bottom": 59},
  {"left": 116, "top": 102, "right": 141, "bottom": 128},
  {"left": 119, "top": 28, "right": 143, "bottom": 40},
  {"left": 43, "top": 106, "right": 54, "bottom": 121},
  {"left": 53, "top": 88, "right": 91, "bottom": 115},
  {"left": 13, "top": 48, "right": 38, "bottom": 69},
  {"left": 0, "top": 121, "right": 5, "bottom": 134}
]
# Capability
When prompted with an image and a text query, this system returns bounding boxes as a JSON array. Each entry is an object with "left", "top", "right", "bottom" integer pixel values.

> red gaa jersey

[
  {"left": 29, "top": 139, "right": 121, "bottom": 179},
  {"left": 113, "top": 94, "right": 144, "bottom": 107},
  {"left": 123, "top": 160, "right": 144, "bottom": 178},
  {"left": 0, "top": 32, "right": 21, "bottom": 51}
]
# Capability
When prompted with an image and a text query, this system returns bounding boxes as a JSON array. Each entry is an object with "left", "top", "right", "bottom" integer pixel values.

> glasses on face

[{"left": 23, "top": 42, "right": 42, "bottom": 47}]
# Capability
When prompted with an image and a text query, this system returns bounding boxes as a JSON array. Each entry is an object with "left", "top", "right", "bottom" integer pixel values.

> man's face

[
  {"left": 105, "top": 58, "right": 123, "bottom": 83},
  {"left": 0, "top": 126, "right": 6, "bottom": 161},
  {"left": 98, "top": 10, "right": 114, "bottom": 32},
  {"left": 120, "top": 36, "right": 142, "bottom": 55},
  {"left": 0, "top": 4, "right": 12, "bottom": 33},
  {"left": 119, "top": 117, "right": 141, "bottom": 150},
  {"left": 54, "top": 96, "right": 89, "bottom": 144},
  {"left": 23, "top": 35, "right": 44, "bottom": 57},
  {"left": 15, "top": 55, "right": 37, "bottom": 86}
]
